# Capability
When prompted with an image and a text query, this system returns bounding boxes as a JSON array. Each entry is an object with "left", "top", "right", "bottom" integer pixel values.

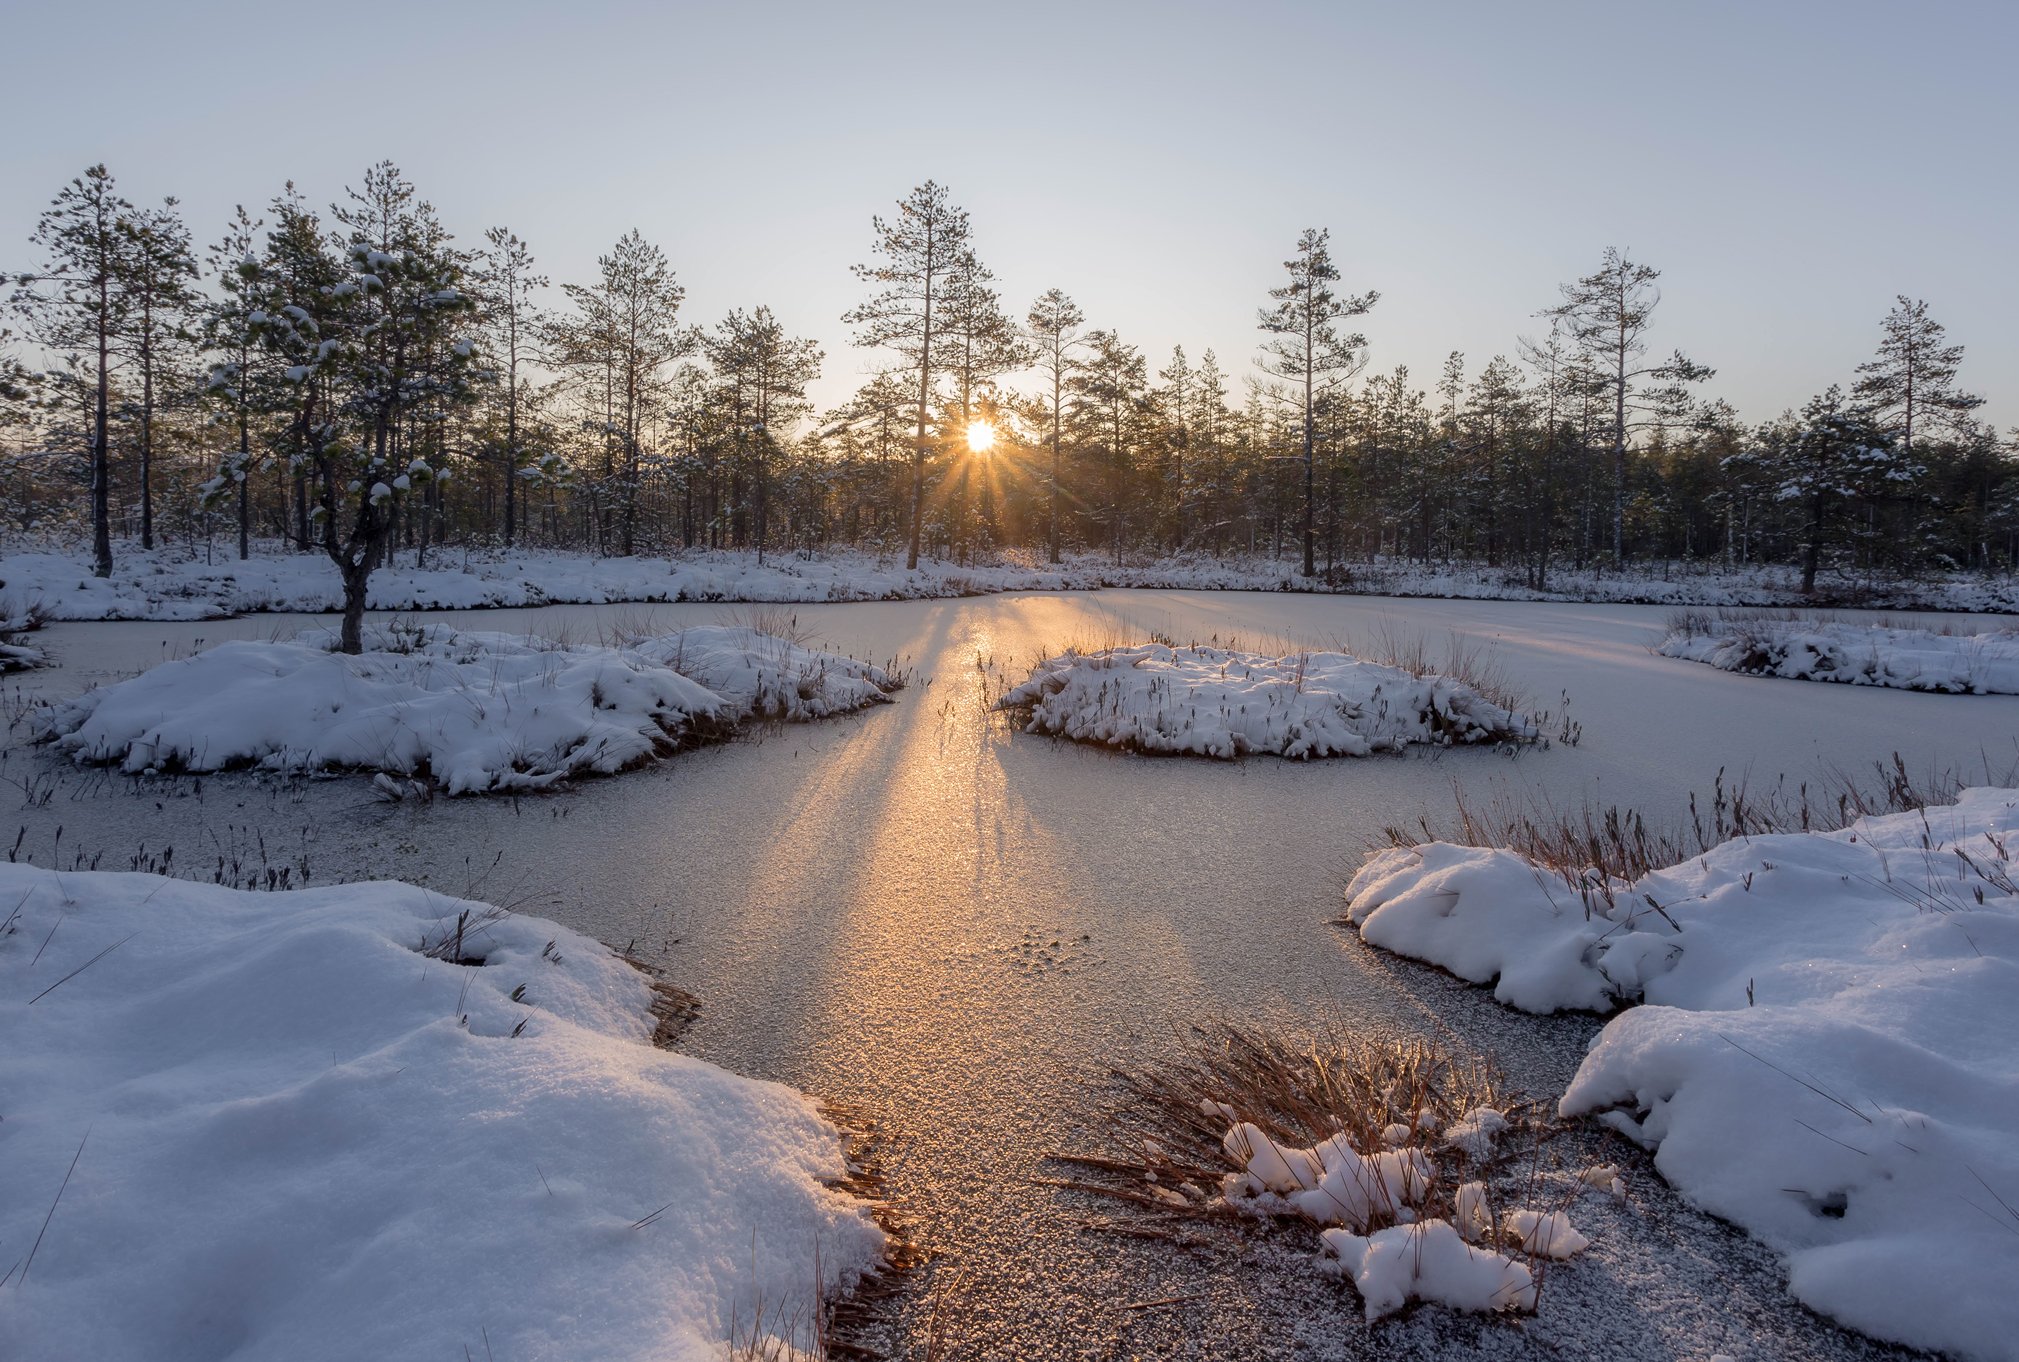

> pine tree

[
  {"left": 705, "top": 307, "right": 821, "bottom": 562},
  {"left": 245, "top": 162, "right": 482, "bottom": 652},
  {"left": 116, "top": 198, "right": 199, "bottom": 550},
  {"left": 845, "top": 182, "right": 972, "bottom": 569},
  {"left": 1549, "top": 247, "right": 1712, "bottom": 560},
  {"left": 553, "top": 231, "right": 689, "bottom": 556},
  {"left": 1024, "top": 287, "right": 1085, "bottom": 563},
  {"left": 476, "top": 228, "right": 546, "bottom": 547},
  {"left": 1068, "top": 329, "right": 1149, "bottom": 565},
  {"left": 1257, "top": 228, "right": 1376, "bottom": 577},
  {"left": 1851, "top": 296, "right": 1982, "bottom": 460},
  {"left": 199, "top": 205, "right": 267, "bottom": 560},
  {"left": 1769, "top": 386, "right": 1908, "bottom": 593},
  {"left": 17, "top": 166, "right": 135, "bottom": 576}
]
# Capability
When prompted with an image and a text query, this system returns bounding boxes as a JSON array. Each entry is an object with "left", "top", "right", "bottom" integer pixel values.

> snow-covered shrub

[{"left": 997, "top": 642, "right": 1533, "bottom": 758}]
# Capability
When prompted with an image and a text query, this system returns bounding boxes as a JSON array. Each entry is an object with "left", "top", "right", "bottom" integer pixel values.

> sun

[{"left": 965, "top": 420, "right": 996, "bottom": 454}]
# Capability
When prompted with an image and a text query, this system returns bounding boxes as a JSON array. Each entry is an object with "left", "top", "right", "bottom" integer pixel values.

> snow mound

[
  {"left": 35, "top": 623, "right": 898, "bottom": 794},
  {"left": 1344, "top": 788, "right": 2019, "bottom": 1360},
  {"left": 1659, "top": 616, "right": 2019, "bottom": 694},
  {"left": 0, "top": 866, "right": 883, "bottom": 1362},
  {"left": 1320, "top": 1221, "right": 1536, "bottom": 1320},
  {"left": 998, "top": 643, "right": 1531, "bottom": 758}
]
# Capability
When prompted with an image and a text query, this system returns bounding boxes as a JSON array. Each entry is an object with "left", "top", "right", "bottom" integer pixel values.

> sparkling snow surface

[
  {"left": 7, "top": 590, "right": 2017, "bottom": 1361},
  {"left": 0, "top": 867, "right": 882, "bottom": 1362}
]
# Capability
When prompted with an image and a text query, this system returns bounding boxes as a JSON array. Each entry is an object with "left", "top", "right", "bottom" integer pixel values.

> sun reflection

[{"left": 966, "top": 420, "right": 996, "bottom": 454}]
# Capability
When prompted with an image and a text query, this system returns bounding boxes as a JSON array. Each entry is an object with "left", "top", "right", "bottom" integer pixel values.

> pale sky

[{"left": 6, "top": 0, "right": 2012, "bottom": 430}]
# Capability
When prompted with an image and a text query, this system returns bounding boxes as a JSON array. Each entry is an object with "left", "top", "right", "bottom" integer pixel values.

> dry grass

[
  {"left": 1054, "top": 1023, "right": 1551, "bottom": 1243},
  {"left": 1377, "top": 753, "right": 2007, "bottom": 916}
]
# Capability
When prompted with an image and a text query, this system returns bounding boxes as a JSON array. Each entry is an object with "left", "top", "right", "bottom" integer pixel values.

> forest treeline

[{"left": 3, "top": 164, "right": 2010, "bottom": 646}]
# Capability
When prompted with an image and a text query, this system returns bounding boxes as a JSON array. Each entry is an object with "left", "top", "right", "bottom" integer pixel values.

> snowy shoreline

[
  {"left": 0, "top": 866, "right": 884, "bottom": 1362},
  {"left": 1342, "top": 790, "right": 2019, "bottom": 1360},
  {"left": 1658, "top": 612, "right": 2019, "bottom": 694},
  {"left": 8, "top": 543, "right": 2019, "bottom": 621}
]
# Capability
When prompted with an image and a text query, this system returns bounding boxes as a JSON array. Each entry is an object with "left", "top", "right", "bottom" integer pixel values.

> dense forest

[{"left": 5, "top": 163, "right": 2012, "bottom": 643}]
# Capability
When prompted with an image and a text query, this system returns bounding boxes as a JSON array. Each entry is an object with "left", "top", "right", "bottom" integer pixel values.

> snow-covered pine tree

[
  {"left": 199, "top": 205, "right": 268, "bottom": 560},
  {"left": 240, "top": 163, "right": 481, "bottom": 653},
  {"left": 1770, "top": 386, "right": 1911, "bottom": 593}
]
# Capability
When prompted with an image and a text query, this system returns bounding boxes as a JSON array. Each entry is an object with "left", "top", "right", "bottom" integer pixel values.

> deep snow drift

[
  {"left": 0, "top": 866, "right": 884, "bottom": 1362},
  {"left": 1659, "top": 612, "right": 2019, "bottom": 694},
  {"left": 8, "top": 543, "right": 2019, "bottom": 620},
  {"left": 1343, "top": 790, "right": 2019, "bottom": 1360},
  {"left": 999, "top": 642, "right": 1531, "bottom": 758},
  {"left": 35, "top": 623, "right": 898, "bottom": 793}
]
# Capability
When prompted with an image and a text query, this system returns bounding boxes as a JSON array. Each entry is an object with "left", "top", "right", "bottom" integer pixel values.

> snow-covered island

[
  {"left": 33, "top": 622, "right": 900, "bottom": 794},
  {"left": 1658, "top": 610, "right": 2019, "bottom": 694},
  {"left": 1342, "top": 788, "right": 2019, "bottom": 1360},
  {"left": 0, "top": 866, "right": 885, "bottom": 1362},
  {"left": 998, "top": 642, "right": 1533, "bottom": 758}
]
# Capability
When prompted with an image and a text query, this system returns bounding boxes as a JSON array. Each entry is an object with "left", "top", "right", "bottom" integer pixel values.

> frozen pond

[{"left": 9, "top": 590, "right": 2011, "bottom": 1360}]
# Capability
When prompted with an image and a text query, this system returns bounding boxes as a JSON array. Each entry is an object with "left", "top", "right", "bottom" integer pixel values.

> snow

[
  {"left": 1, "top": 596, "right": 43, "bottom": 672},
  {"left": 999, "top": 643, "right": 1531, "bottom": 758},
  {"left": 1343, "top": 789, "right": 2019, "bottom": 1359},
  {"left": 1659, "top": 613, "right": 2019, "bottom": 693},
  {"left": 1320, "top": 1221, "right": 1537, "bottom": 1321},
  {"left": 1218, "top": 1112, "right": 1592, "bottom": 1323},
  {"left": 34, "top": 623, "right": 898, "bottom": 794},
  {"left": 0, "top": 865, "right": 884, "bottom": 1362},
  {"left": 9, "top": 543, "right": 2019, "bottom": 622}
]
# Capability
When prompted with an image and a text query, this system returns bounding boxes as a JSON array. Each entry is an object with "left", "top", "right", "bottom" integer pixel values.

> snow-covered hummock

[
  {"left": 0, "top": 866, "right": 883, "bottom": 1362},
  {"left": 1344, "top": 789, "right": 2019, "bottom": 1360},
  {"left": 1, "top": 596, "right": 44, "bottom": 671},
  {"left": 35, "top": 623, "right": 897, "bottom": 794},
  {"left": 999, "top": 643, "right": 1531, "bottom": 758},
  {"left": 12, "top": 543, "right": 2019, "bottom": 621},
  {"left": 1659, "top": 616, "right": 2019, "bottom": 694}
]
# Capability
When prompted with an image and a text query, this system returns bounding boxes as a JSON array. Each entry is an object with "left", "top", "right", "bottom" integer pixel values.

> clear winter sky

[{"left": 6, "top": 0, "right": 2013, "bottom": 430}]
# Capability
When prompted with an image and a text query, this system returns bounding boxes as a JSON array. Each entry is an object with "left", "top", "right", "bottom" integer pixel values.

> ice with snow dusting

[
  {"left": 0, "top": 866, "right": 883, "bottom": 1362},
  {"left": 35, "top": 623, "right": 898, "bottom": 794},
  {"left": 1658, "top": 616, "right": 2019, "bottom": 694},
  {"left": 999, "top": 642, "right": 1532, "bottom": 758},
  {"left": 1344, "top": 788, "right": 2019, "bottom": 1360}
]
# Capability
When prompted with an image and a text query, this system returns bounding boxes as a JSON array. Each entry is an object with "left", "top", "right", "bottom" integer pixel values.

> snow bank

[
  {"left": 999, "top": 643, "right": 1531, "bottom": 758},
  {"left": 35, "top": 623, "right": 898, "bottom": 793},
  {"left": 0, "top": 866, "right": 883, "bottom": 1362},
  {"left": 1344, "top": 789, "right": 2019, "bottom": 1359},
  {"left": 1659, "top": 615, "right": 2019, "bottom": 694},
  {"left": 9, "top": 543, "right": 2019, "bottom": 620}
]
